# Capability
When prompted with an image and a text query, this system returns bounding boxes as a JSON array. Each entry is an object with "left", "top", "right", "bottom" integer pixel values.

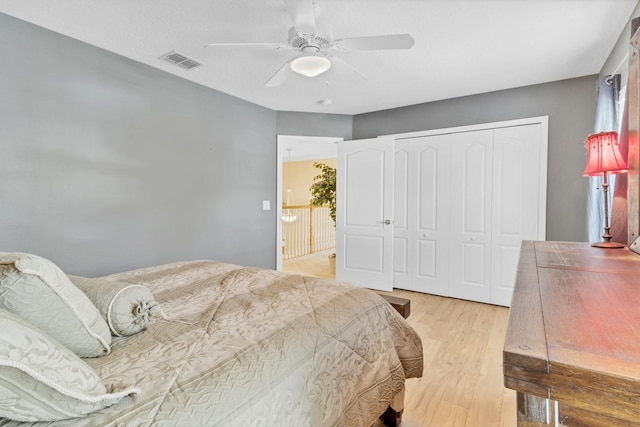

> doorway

[{"left": 276, "top": 135, "right": 341, "bottom": 277}]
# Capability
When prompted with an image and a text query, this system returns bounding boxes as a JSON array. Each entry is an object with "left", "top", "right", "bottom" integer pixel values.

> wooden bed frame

[
  {"left": 379, "top": 294, "right": 411, "bottom": 426},
  {"left": 381, "top": 406, "right": 403, "bottom": 427}
]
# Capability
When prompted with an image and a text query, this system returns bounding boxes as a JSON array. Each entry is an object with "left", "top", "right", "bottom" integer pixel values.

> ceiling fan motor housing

[{"left": 288, "top": 26, "right": 331, "bottom": 50}]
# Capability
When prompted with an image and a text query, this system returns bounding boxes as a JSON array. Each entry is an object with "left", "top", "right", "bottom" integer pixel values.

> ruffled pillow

[
  {"left": 0, "top": 252, "right": 111, "bottom": 357},
  {"left": 0, "top": 308, "right": 140, "bottom": 422},
  {"left": 69, "top": 275, "right": 158, "bottom": 337}
]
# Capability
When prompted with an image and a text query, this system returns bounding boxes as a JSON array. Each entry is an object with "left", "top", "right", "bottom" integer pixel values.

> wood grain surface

[{"left": 504, "top": 240, "right": 640, "bottom": 425}]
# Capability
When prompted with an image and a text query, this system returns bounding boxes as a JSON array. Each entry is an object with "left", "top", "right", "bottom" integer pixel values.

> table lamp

[{"left": 582, "top": 131, "right": 628, "bottom": 248}]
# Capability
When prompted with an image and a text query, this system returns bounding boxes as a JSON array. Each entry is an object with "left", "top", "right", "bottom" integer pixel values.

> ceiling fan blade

[
  {"left": 333, "top": 34, "right": 415, "bottom": 51},
  {"left": 283, "top": 0, "right": 317, "bottom": 34},
  {"left": 265, "top": 61, "right": 293, "bottom": 87},
  {"left": 329, "top": 56, "right": 368, "bottom": 81},
  {"left": 205, "top": 42, "right": 289, "bottom": 50}
]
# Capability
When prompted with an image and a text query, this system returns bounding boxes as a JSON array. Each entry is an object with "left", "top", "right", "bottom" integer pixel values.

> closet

[
  {"left": 337, "top": 117, "right": 547, "bottom": 307},
  {"left": 392, "top": 119, "right": 546, "bottom": 306}
]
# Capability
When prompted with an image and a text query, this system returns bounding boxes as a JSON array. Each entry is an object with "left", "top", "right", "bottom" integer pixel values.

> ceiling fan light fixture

[{"left": 290, "top": 55, "right": 331, "bottom": 77}]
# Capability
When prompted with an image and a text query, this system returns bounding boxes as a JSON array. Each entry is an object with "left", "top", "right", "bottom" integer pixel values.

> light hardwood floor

[
  {"left": 283, "top": 249, "right": 337, "bottom": 279},
  {"left": 283, "top": 253, "right": 517, "bottom": 427}
]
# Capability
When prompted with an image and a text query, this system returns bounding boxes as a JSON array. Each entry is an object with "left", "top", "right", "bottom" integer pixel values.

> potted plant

[{"left": 309, "top": 162, "right": 337, "bottom": 273}]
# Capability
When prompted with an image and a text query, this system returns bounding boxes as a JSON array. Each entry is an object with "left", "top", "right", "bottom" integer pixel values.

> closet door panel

[
  {"left": 393, "top": 147, "right": 411, "bottom": 287},
  {"left": 417, "top": 239, "right": 437, "bottom": 278},
  {"left": 393, "top": 136, "right": 450, "bottom": 295},
  {"left": 394, "top": 237, "right": 409, "bottom": 275},
  {"left": 449, "top": 130, "right": 493, "bottom": 304},
  {"left": 415, "top": 139, "right": 450, "bottom": 296},
  {"left": 491, "top": 124, "right": 542, "bottom": 306},
  {"left": 404, "top": 136, "right": 450, "bottom": 296},
  {"left": 461, "top": 242, "right": 486, "bottom": 283},
  {"left": 462, "top": 143, "right": 490, "bottom": 234},
  {"left": 418, "top": 146, "right": 439, "bottom": 231}
]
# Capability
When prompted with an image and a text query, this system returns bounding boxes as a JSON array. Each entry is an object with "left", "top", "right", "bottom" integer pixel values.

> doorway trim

[{"left": 276, "top": 135, "right": 343, "bottom": 271}]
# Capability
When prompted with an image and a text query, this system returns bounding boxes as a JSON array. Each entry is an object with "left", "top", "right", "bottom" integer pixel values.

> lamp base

[{"left": 591, "top": 241, "right": 625, "bottom": 249}]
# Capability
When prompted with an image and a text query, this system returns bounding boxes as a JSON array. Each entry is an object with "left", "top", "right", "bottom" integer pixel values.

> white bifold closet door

[
  {"left": 393, "top": 135, "right": 451, "bottom": 297},
  {"left": 490, "top": 124, "right": 543, "bottom": 306},
  {"left": 394, "top": 123, "right": 544, "bottom": 306},
  {"left": 448, "top": 129, "right": 494, "bottom": 304}
]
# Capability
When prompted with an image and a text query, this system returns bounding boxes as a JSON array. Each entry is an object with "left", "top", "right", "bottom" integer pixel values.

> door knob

[{"left": 383, "top": 219, "right": 391, "bottom": 225}]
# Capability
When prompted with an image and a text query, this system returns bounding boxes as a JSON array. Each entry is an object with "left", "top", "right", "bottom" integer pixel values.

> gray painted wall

[
  {"left": 0, "top": 14, "right": 277, "bottom": 276},
  {"left": 0, "top": 11, "right": 602, "bottom": 277},
  {"left": 601, "top": 2, "right": 640, "bottom": 83},
  {"left": 277, "top": 111, "right": 353, "bottom": 140},
  {"left": 353, "top": 77, "right": 597, "bottom": 242}
]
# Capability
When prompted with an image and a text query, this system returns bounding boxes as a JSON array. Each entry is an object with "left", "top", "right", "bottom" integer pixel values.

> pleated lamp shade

[{"left": 582, "top": 131, "right": 628, "bottom": 176}]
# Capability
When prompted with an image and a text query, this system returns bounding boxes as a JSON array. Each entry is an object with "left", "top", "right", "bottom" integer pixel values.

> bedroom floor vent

[{"left": 160, "top": 51, "right": 203, "bottom": 70}]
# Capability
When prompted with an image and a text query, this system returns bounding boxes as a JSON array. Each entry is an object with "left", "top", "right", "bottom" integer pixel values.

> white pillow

[
  {"left": 69, "top": 275, "right": 158, "bottom": 337},
  {"left": 0, "top": 308, "right": 140, "bottom": 422},
  {"left": 0, "top": 252, "right": 111, "bottom": 357}
]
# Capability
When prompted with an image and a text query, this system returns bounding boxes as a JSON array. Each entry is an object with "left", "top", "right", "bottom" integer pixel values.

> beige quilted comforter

[{"left": 7, "top": 261, "right": 423, "bottom": 426}]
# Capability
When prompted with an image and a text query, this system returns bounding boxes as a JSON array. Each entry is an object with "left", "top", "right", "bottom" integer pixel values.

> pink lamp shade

[{"left": 582, "top": 131, "right": 628, "bottom": 176}]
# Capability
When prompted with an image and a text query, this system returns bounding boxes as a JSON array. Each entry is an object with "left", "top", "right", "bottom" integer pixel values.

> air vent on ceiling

[{"left": 160, "top": 51, "right": 203, "bottom": 70}]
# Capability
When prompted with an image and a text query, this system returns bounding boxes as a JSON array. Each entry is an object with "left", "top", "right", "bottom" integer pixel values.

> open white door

[{"left": 336, "top": 137, "right": 394, "bottom": 291}]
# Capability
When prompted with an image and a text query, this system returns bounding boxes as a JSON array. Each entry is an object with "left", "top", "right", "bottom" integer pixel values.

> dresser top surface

[{"left": 505, "top": 240, "right": 640, "bottom": 378}]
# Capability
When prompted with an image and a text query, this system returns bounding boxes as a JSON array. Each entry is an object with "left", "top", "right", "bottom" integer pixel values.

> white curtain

[{"left": 585, "top": 74, "right": 621, "bottom": 242}]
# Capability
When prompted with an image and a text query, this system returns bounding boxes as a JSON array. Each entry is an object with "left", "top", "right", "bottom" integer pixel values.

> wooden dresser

[{"left": 504, "top": 241, "right": 640, "bottom": 426}]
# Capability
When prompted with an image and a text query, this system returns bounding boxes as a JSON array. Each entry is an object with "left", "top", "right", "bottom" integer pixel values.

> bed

[{"left": 0, "top": 254, "right": 423, "bottom": 426}]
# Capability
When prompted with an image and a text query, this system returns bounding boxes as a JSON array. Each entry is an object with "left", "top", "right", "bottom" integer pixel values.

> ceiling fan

[{"left": 205, "top": 0, "right": 415, "bottom": 87}]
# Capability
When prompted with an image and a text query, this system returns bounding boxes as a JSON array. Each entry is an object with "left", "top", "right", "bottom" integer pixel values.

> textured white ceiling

[{"left": 0, "top": 0, "right": 637, "bottom": 115}]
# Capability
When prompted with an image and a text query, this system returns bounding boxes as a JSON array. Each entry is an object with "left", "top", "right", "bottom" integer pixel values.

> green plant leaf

[{"left": 309, "top": 162, "right": 336, "bottom": 225}]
